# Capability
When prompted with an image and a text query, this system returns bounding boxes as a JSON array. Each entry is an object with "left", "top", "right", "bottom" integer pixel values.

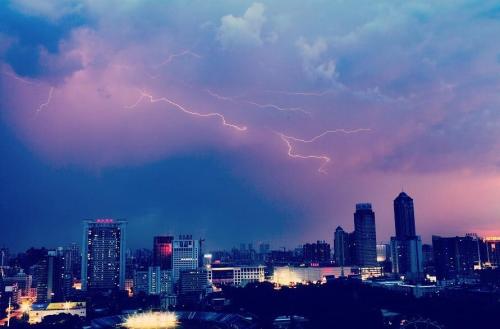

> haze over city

[{"left": 2, "top": 0, "right": 500, "bottom": 252}]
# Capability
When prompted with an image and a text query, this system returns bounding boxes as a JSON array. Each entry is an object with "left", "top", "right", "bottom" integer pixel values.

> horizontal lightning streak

[
  {"left": 284, "top": 128, "right": 371, "bottom": 143},
  {"left": 206, "top": 90, "right": 310, "bottom": 115},
  {"left": 155, "top": 50, "right": 202, "bottom": 69},
  {"left": 265, "top": 90, "right": 334, "bottom": 97},
  {"left": 126, "top": 90, "right": 247, "bottom": 131}
]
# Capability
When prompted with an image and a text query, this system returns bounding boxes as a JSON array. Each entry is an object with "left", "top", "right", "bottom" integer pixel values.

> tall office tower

[
  {"left": 34, "top": 250, "right": 65, "bottom": 303},
  {"left": 334, "top": 226, "right": 351, "bottom": 266},
  {"left": 390, "top": 192, "right": 423, "bottom": 281},
  {"left": 81, "top": 219, "right": 127, "bottom": 291},
  {"left": 353, "top": 203, "right": 377, "bottom": 266},
  {"left": 64, "top": 243, "right": 81, "bottom": 280},
  {"left": 153, "top": 236, "right": 174, "bottom": 270},
  {"left": 172, "top": 235, "right": 201, "bottom": 282},
  {"left": 303, "top": 241, "right": 331, "bottom": 263},
  {"left": 394, "top": 192, "right": 416, "bottom": 238},
  {"left": 432, "top": 235, "right": 483, "bottom": 281}
]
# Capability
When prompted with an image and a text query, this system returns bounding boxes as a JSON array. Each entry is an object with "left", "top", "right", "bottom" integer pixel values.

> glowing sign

[{"left": 95, "top": 219, "right": 114, "bottom": 223}]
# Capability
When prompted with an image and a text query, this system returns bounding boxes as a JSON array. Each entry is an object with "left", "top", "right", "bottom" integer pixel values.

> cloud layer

[{"left": 1, "top": 0, "right": 500, "bottom": 249}]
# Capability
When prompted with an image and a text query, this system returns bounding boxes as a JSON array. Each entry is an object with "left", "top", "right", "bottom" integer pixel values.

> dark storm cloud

[{"left": 1, "top": 0, "right": 500, "bottom": 251}]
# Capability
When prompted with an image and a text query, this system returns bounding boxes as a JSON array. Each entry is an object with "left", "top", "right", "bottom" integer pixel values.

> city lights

[{"left": 123, "top": 312, "right": 178, "bottom": 329}]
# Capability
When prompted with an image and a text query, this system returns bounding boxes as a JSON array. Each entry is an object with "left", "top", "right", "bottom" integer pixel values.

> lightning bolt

[
  {"left": 243, "top": 100, "right": 311, "bottom": 115},
  {"left": 2, "top": 70, "right": 39, "bottom": 85},
  {"left": 284, "top": 128, "right": 371, "bottom": 143},
  {"left": 277, "top": 132, "right": 331, "bottom": 174},
  {"left": 265, "top": 89, "right": 335, "bottom": 97},
  {"left": 36, "top": 87, "right": 54, "bottom": 113},
  {"left": 206, "top": 90, "right": 311, "bottom": 115},
  {"left": 205, "top": 89, "right": 241, "bottom": 102},
  {"left": 154, "top": 50, "right": 202, "bottom": 69},
  {"left": 276, "top": 128, "right": 371, "bottom": 173},
  {"left": 126, "top": 90, "right": 247, "bottom": 131}
]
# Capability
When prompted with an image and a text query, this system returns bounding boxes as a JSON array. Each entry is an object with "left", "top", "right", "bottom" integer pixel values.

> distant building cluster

[{"left": 1, "top": 191, "right": 500, "bottom": 324}]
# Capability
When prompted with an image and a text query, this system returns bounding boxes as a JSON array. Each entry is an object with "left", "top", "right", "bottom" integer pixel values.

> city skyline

[{"left": 2, "top": 1, "right": 500, "bottom": 252}]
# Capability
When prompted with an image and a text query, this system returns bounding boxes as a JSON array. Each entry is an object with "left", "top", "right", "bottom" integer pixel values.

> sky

[{"left": 1, "top": 0, "right": 500, "bottom": 252}]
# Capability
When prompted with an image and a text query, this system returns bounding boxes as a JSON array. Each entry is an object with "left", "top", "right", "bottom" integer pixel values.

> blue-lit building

[{"left": 81, "top": 219, "right": 127, "bottom": 291}]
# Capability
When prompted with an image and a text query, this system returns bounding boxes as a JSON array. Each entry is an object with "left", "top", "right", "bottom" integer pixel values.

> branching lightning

[
  {"left": 205, "top": 89, "right": 241, "bottom": 102},
  {"left": 154, "top": 50, "right": 202, "bottom": 69},
  {"left": 36, "top": 87, "right": 55, "bottom": 113},
  {"left": 126, "top": 90, "right": 247, "bottom": 131},
  {"left": 2, "top": 70, "right": 40, "bottom": 85},
  {"left": 206, "top": 89, "right": 311, "bottom": 115},
  {"left": 265, "top": 89, "right": 335, "bottom": 97},
  {"left": 284, "top": 128, "right": 371, "bottom": 143},
  {"left": 277, "top": 132, "right": 331, "bottom": 174},
  {"left": 243, "top": 100, "right": 311, "bottom": 115},
  {"left": 276, "top": 128, "right": 371, "bottom": 173}
]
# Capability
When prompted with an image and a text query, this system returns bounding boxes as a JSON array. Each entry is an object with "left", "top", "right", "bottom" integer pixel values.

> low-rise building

[
  {"left": 207, "top": 265, "right": 265, "bottom": 287},
  {"left": 28, "top": 302, "right": 86, "bottom": 324}
]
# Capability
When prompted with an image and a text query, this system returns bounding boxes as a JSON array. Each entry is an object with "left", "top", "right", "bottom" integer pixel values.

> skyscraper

[
  {"left": 333, "top": 227, "right": 351, "bottom": 266},
  {"left": 64, "top": 243, "right": 81, "bottom": 280},
  {"left": 394, "top": 192, "right": 416, "bottom": 239},
  {"left": 153, "top": 236, "right": 174, "bottom": 270},
  {"left": 353, "top": 203, "right": 377, "bottom": 266},
  {"left": 390, "top": 192, "right": 423, "bottom": 281},
  {"left": 172, "top": 235, "right": 201, "bottom": 282},
  {"left": 81, "top": 219, "right": 127, "bottom": 291},
  {"left": 34, "top": 250, "right": 65, "bottom": 303}
]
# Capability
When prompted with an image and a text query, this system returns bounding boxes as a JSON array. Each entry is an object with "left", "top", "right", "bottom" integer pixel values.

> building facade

[
  {"left": 432, "top": 235, "right": 481, "bottom": 281},
  {"left": 207, "top": 265, "right": 265, "bottom": 287},
  {"left": 81, "top": 219, "right": 126, "bottom": 291},
  {"left": 153, "top": 236, "right": 173, "bottom": 270},
  {"left": 390, "top": 192, "right": 423, "bottom": 281},
  {"left": 334, "top": 226, "right": 350, "bottom": 266},
  {"left": 353, "top": 203, "right": 377, "bottom": 266},
  {"left": 172, "top": 235, "right": 201, "bottom": 282},
  {"left": 302, "top": 241, "right": 331, "bottom": 264}
]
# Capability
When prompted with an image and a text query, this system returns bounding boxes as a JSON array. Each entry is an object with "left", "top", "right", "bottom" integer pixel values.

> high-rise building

[
  {"left": 390, "top": 192, "right": 423, "bottom": 281},
  {"left": 303, "top": 241, "right": 331, "bottom": 263},
  {"left": 64, "top": 243, "right": 81, "bottom": 280},
  {"left": 34, "top": 250, "right": 65, "bottom": 303},
  {"left": 81, "top": 219, "right": 127, "bottom": 291},
  {"left": 394, "top": 192, "right": 416, "bottom": 239},
  {"left": 172, "top": 235, "right": 201, "bottom": 282},
  {"left": 153, "top": 236, "right": 173, "bottom": 270},
  {"left": 353, "top": 203, "right": 377, "bottom": 266},
  {"left": 432, "top": 235, "right": 482, "bottom": 281},
  {"left": 334, "top": 226, "right": 351, "bottom": 266}
]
